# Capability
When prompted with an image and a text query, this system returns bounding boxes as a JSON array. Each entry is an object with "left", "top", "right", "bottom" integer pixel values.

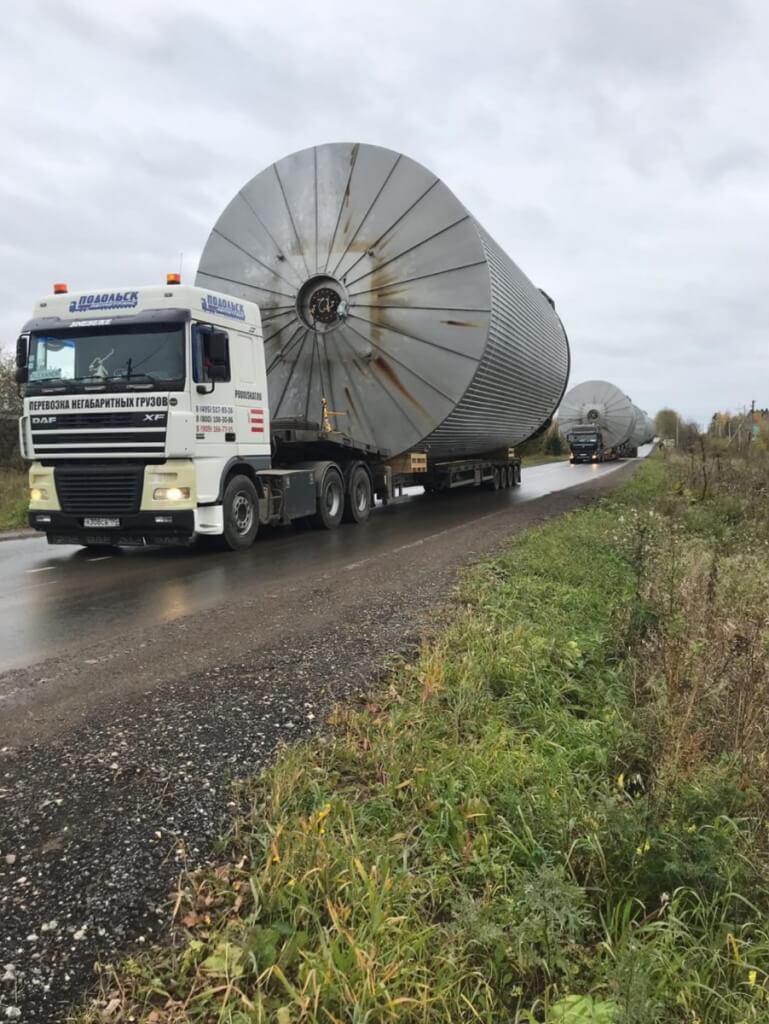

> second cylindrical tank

[
  {"left": 558, "top": 380, "right": 637, "bottom": 449},
  {"left": 196, "top": 142, "right": 570, "bottom": 459}
]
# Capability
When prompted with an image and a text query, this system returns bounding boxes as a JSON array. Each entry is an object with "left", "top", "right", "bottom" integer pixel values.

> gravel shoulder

[{"left": 0, "top": 464, "right": 638, "bottom": 1023}]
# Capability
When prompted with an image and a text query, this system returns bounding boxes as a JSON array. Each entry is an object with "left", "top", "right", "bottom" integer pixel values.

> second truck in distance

[{"left": 559, "top": 380, "right": 655, "bottom": 464}]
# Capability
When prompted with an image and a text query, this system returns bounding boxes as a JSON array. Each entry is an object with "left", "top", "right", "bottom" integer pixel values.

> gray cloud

[{"left": 1, "top": 0, "right": 766, "bottom": 424}]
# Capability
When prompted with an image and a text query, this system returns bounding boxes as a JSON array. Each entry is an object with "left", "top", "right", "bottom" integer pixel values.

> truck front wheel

[
  {"left": 310, "top": 466, "right": 344, "bottom": 530},
  {"left": 343, "top": 465, "right": 372, "bottom": 524},
  {"left": 222, "top": 474, "right": 259, "bottom": 550}
]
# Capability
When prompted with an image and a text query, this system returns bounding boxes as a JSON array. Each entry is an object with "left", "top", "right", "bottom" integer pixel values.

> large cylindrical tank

[
  {"left": 629, "top": 405, "right": 649, "bottom": 448},
  {"left": 641, "top": 412, "right": 656, "bottom": 444},
  {"left": 558, "top": 380, "right": 637, "bottom": 449},
  {"left": 196, "top": 142, "right": 570, "bottom": 459}
]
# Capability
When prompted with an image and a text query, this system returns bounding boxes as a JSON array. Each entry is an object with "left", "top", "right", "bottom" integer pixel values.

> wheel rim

[
  {"left": 325, "top": 478, "right": 342, "bottom": 518},
  {"left": 354, "top": 477, "right": 368, "bottom": 513},
  {"left": 232, "top": 491, "right": 254, "bottom": 535}
]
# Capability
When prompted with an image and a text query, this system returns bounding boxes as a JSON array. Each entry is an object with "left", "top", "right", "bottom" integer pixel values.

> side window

[{"left": 192, "top": 324, "right": 230, "bottom": 383}]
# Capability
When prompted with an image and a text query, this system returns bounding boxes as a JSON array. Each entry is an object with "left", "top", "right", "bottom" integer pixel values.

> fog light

[
  {"left": 30, "top": 486, "right": 48, "bottom": 502},
  {"left": 153, "top": 486, "right": 190, "bottom": 501},
  {"left": 36, "top": 514, "right": 52, "bottom": 524},
  {"left": 154, "top": 515, "right": 174, "bottom": 524}
]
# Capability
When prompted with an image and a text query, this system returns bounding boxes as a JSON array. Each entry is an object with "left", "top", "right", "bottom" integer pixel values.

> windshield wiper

[
  {"left": 36, "top": 375, "right": 107, "bottom": 393},
  {"left": 106, "top": 372, "right": 161, "bottom": 389}
]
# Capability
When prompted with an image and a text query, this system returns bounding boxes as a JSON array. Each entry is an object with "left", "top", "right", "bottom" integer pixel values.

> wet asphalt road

[{"left": 0, "top": 455, "right": 646, "bottom": 674}]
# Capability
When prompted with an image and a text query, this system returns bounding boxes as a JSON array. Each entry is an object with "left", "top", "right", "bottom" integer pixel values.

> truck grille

[
  {"left": 30, "top": 411, "right": 167, "bottom": 456},
  {"left": 55, "top": 466, "right": 143, "bottom": 515}
]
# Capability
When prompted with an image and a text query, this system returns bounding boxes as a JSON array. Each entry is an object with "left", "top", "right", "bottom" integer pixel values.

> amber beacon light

[
  {"left": 53, "top": 282, "right": 68, "bottom": 294},
  {"left": 166, "top": 272, "right": 181, "bottom": 285}
]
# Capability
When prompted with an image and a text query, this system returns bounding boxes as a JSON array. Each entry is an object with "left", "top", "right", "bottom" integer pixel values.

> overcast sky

[{"left": 1, "top": 0, "right": 766, "bottom": 424}]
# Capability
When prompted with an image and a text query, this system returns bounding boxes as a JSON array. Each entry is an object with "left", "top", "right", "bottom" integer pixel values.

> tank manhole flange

[{"left": 296, "top": 275, "right": 349, "bottom": 332}]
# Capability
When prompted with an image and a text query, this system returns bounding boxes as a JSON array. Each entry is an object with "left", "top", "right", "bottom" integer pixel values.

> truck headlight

[
  {"left": 153, "top": 486, "right": 190, "bottom": 501},
  {"left": 30, "top": 486, "right": 48, "bottom": 502}
]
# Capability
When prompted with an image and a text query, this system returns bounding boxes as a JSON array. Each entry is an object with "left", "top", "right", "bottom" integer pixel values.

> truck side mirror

[
  {"left": 207, "top": 361, "right": 228, "bottom": 382},
  {"left": 15, "top": 335, "right": 28, "bottom": 383},
  {"left": 207, "top": 330, "right": 228, "bottom": 364}
]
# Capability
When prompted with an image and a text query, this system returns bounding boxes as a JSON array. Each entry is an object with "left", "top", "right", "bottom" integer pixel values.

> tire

[
  {"left": 505, "top": 466, "right": 513, "bottom": 488},
  {"left": 310, "top": 466, "right": 344, "bottom": 529},
  {"left": 222, "top": 474, "right": 259, "bottom": 550},
  {"left": 343, "top": 465, "right": 372, "bottom": 524}
]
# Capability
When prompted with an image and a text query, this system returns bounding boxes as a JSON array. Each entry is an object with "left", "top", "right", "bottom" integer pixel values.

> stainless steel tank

[
  {"left": 558, "top": 380, "right": 637, "bottom": 449},
  {"left": 640, "top": 412, "right": 656, "bottom": 444},
  {"left": 196, "top": 142, "right": 570, "bottom": 458},
  {"left": 629, "top": 405, "right": 648, "bottom": 448}
]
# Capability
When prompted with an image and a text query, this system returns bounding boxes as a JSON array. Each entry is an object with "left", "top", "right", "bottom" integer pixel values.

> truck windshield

[{"left": 26, "top": 322, "right": 185, "bottom": 392}]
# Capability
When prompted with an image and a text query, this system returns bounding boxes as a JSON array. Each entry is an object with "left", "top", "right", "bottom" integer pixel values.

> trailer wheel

[
  {"left": 343, "top": 465, "right": 372, "bottom": 524},
  {"left": 493, "top": 468, "right": 501, "bottom": 490},
  {"left": 505, "top": 466, "right": 513, "bottom": 488},
  {"left": 222, "top": 474, "right": 259, "bottom": 550},
  {"left": 310, "top": 466, "right": 345, "bottom": 529}
]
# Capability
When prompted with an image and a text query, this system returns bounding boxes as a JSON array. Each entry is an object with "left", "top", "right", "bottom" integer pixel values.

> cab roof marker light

[
  {"left": 166, "top": 273, "right": 181, "bottom": 285},
  {"left": 53, "top": 283, "right": 68, "bottom": 294}
]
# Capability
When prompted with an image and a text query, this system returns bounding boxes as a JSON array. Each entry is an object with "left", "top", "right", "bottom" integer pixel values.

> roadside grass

[
  {"left": 81, "top": 452, "right": 769, "bottom": 1023},
  {"left": 0, "top": 466, "right": 27, "bottom": 530}
]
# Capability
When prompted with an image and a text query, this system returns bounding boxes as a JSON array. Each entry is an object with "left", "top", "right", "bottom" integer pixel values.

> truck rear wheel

[
  {"left": 310, "top": 466, "right": 344, "bottom": 530},
  {"left": 222, "top": 474, "right": 259, "bottom": 550},
  {"left": 343, "top": 465, "right": 372, "bottom": 524}
]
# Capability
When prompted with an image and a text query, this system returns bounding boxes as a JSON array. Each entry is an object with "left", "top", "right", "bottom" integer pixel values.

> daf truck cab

[{"left": 16, "top": 277, "right": 321, "bottom": 550}]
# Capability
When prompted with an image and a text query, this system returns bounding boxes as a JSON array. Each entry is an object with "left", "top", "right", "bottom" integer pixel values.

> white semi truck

[
  {"left": 16, "top": 277, "right": 526, "bottom": 550},
  {"left": 15, "top": 143, "right": 571, "bottom": 550}
]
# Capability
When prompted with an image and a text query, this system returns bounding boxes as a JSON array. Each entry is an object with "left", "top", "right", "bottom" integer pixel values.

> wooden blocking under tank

[{"left": 386, "top": 451, "right": 428, "bottom": 475}]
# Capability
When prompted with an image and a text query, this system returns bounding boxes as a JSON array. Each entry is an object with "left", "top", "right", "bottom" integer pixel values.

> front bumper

[{"left": 29, "top": 510, "right": 195, "bottom": 546}]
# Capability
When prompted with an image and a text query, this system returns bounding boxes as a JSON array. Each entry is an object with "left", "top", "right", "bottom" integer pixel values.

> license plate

[{"left": 83, "top": 517, "right": 120, "bottom": 528}]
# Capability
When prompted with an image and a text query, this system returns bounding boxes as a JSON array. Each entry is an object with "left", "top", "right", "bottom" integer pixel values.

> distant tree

[
  {"left": 679, "top": 420, "right": 701, "bottom": 450},
  {"left": 654, "top": 408, "right": 702, "bottom": 449},
  {"left": 655, "top": 408, "right": 681, "bottom": 441},
  {"left": 543, "top": 422, "right": 566, "bottom": 456},
  {"left": 0, "top": 353, "right": 23, "bottom": 467},
  {"left": 709, "top": 408, "right": 768, "bottom": 450},
  {"left": 0, "top": 353, "right": 22, "bottom": 417}
]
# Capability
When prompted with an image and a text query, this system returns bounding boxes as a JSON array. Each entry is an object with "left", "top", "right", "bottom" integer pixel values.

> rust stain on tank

[
  {"left": 344, "top": 386, "right": 359, "bottom": 421},
  {"left": 371, "top": 354, "right": 429, "bottom": 419},
  {"left": 342, "top": 144, "right": 358, "bottom": 208},
  {"left": 442, "top": 319, "right": 479, "bottom": 328}
]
